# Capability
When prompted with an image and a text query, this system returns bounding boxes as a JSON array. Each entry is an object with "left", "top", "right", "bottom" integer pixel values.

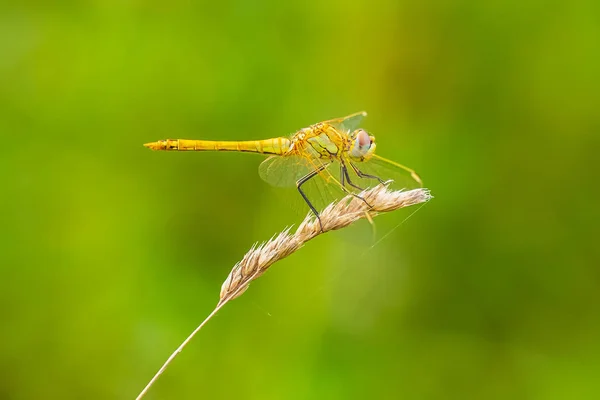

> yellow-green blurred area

[{"left": 1, "top": 0, "right": 599, "bottom": 398}]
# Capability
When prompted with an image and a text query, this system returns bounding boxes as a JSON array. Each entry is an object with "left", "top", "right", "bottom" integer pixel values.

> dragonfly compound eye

[
  {"left": 350, "top": 129, "right": 372, "bottom": 158},
  {"left": 357, "top": 129, "right": 371, "bottom": 148}
]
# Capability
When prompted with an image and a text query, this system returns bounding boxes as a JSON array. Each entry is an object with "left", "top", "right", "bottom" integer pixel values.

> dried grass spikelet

[
  {"left": 136, "top": 183, "right": 431, "bottom": 400},
  {"left": 219, "top": 183, "right": 432, "bottom": 305}
]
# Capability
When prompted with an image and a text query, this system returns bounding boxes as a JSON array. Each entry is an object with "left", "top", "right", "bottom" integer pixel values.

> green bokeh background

[{"left": 2, "top": 1, "right": 599, "bottom": 399}]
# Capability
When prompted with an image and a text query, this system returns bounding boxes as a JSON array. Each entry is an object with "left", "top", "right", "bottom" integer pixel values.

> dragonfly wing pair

[{"left": 258, "top": 111, "right": 422, "bottom": 215}]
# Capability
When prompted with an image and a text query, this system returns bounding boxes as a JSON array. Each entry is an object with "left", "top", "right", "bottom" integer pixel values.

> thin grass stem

[{"left": 135, "top": 184, "right": 431, "bottom": 399}]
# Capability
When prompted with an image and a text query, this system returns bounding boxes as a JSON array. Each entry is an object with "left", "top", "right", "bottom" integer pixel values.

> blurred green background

[{"left": 1, "top": 1, "right": 599, "bottom": 399}]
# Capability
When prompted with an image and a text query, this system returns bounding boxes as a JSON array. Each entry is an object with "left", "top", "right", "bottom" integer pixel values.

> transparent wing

[
  {"left": 343, "top": 154, "right": 423, "bottom": 192},
  {"left": 259, "top": 155, "right": 348, "bottom": 214},
  {"left": 321, "top": 111, "right": 367, "bottom": 133},
  {"left": 259, "top": 155, "right": 319, "bottom": 187}
]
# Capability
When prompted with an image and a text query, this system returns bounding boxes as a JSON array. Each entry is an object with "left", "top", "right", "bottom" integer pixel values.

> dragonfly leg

[
  {"left": 338, "top": 162, "right": 373, "bottom": 209},
  {"left": 341, "top": 163, "right": 365, "bottom": 192},
  {"left": 349, "top": 162, "right": 386, "bottom": 184},
  {"left": 297, "top": 163, "right": 329, "bottom": 231}
]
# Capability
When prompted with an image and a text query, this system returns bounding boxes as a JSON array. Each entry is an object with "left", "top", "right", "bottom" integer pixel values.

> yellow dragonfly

[{"left": 144, "top": 111, "right": 422, "bottom": 228}]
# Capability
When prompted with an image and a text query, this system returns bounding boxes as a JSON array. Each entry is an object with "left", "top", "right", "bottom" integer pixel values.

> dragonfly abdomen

[{"left": 144, "top": 138, "right": 291, "bottom": 155}]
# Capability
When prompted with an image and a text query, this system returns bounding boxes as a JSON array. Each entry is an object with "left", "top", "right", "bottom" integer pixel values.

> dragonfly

[{"left": 144, "top": 111, "right": 422, "bottom": 229}]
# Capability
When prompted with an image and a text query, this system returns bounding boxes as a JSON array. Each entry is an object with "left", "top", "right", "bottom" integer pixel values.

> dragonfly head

[{"left": 349, "top": 129, "right": 376, "bottom": 160}]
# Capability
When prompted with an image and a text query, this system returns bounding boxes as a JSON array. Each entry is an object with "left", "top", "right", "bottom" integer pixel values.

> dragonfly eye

[
  {"left": 357, "top": 129, "right": 371, "bottom": 148},
  {"left": 350, "top": 129, "right": 372, "bottom": 158}
]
